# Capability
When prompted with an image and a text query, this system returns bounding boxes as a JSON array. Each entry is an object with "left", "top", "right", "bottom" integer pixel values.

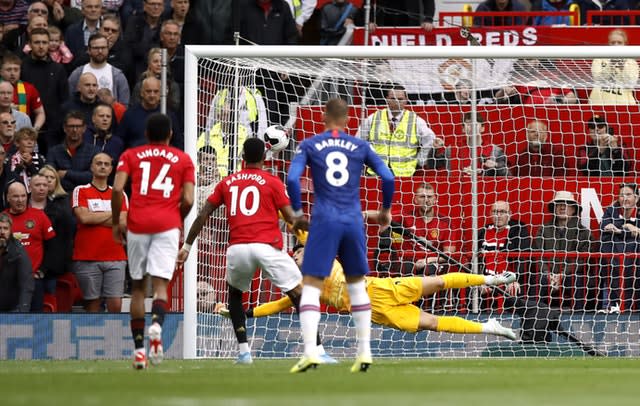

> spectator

[
  {"left": 164, "top": 0, "right": 189, "bottom": 32},
  {"left": 7, "top": 127, "right": 45, "bottom": 191},
  {"left": 284, "top": 0, "right": 317, "bottom": 38},
  {"left": 101, "top": 0, "right": 123, "bottom": 13},
  {"left": 572, "top": 0, "right": 632, "bottom": 25},
  {"left": 0, "top": 53, "right": 46, "bottom": 133},
  {"left": 43, "top": 0, "right": 83, "bottom": 32},
  {"left": 600, "top": 182, "right": 640, "bottom": 313},
  {"left": 46, "top": 110, "right": 100, "bottom": 192},
  {"left": 448, "top": 112, "right": 510, "bottom": 177},
  {"left": 70, "top": 14, "right": 130, "bottom": 78},
  {"left": 197, "top": 101, "right": 249, "bottom": 178},
  {"left": 533, "top": 191, "right": 595, "bottom": 310},
  {"left": 1, "top": 5, "right": 45, "bottom": 56},
  {"left": 117, "top": 77, "right": 182, "bottom": 149},
  {"left": 356, "top": 85, "right": 441, "bottom": 176},
  {"left": 45, "top": 25, "right": 73, "bottom": 65},
  {"left": 204, "top": 76, "right": 267, "bottom": 139},
  {"left": 61, "top": 72, "right": 100, "bottom": 125},
  {"left": 180, "top": 0, "right": 233, "bottom": 45},
  {"left": 439, "top": 79, "right": 491, "bottom": 106},
  {"left": 474, "top": 0, "right": 528, "bottom": 26},
  {"left": 368, "top": 0, "right": 435, "bottom": 31},
  {"left": 320, "top": 0, "right": 358, "bottom": 45},
  {"left": 85, "top": 103, "right": 123, "bottom": 165},
  {"left": 30, "top": 172, "right": 73, "bottom": 283},
  {"left": 130, "top": 48, "right": 180, "bottom": 112},
  {"left": 0, "top": 111, "right": 17, "bottom": 152},
  {"left": 5, "top": 180, "right": 55, "bottom": 311},
  {"left": 240, "top": 0, "right": 297, "bottom": 45},
  {"left": 478, "top": 200, "right": 531, "bottom": 300},
  {"left": 495, "top": 58, "right": 578, "bottom": 105},
  {"left": 196, "top": 145, "right": 220, "bottom": 200},
  {"left": 0, "top": 82, "right": 32, "bottom": 130},
  {"left": 158, "top": 19, "right": 184, "bottom": 93},
  {"left": 394, "top": 182, "right": 459, "bottom": 276},
  {"left": 577, "top": 114, "right": 631, "bottom": 177},
  {"left": 0, "top": 148, "right": 13, "bottom": 211},
  {"left": 68, "top": 33, "right": 130, "bottom": 107},
  {"left": 20, "top": 27, "right": 69, "bottom": 154},
  {"left": 0, "top": 0, "right": 29, "bottom": 34},
  {"left": 0, "top": 212, "right": 34, "bottom": 312},
  {"left": 531, "top": 0, "right": 571, "bottom": 25},
  {"left": 123, "top": 0, "right": 165, "bottom": 83},
  {"left": 72, "top": 152, "right": 127, "bottom": 312},
  {"left": 64, "top": 0, "right": 103, "bottom": 59},
  {"left": 510, "top": 120, "right": 566, "bottom": 177},
  {"left": 96, "top": 88, "right": 125, "bottom": 123},
  {"left": 589, "top": 29, "right": 639, "bottom": 105}
]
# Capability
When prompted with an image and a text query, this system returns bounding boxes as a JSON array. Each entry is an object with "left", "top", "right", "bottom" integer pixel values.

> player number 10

[{"left": 229, "top": 185, "right": 260, "bottom": 216}]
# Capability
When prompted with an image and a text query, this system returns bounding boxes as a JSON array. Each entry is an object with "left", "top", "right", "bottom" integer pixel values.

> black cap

[{"left": 588, "top": 114, "right": 607, "bottom": 128}]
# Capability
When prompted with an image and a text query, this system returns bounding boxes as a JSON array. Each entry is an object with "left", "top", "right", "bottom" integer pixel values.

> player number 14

[{"left": 139, "top": 162, "right": 174, "bottom": 198}]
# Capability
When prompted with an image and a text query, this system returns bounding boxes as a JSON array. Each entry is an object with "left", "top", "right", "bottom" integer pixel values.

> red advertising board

[{"left": 352, "top": 26, "right": 640, "bottom": 46}]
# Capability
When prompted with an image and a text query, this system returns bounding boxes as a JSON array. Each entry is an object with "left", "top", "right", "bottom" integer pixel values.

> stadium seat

[
  {"left": 43, "top": 293, "right": 57, "bottom": 313},
  {"left": 56, "top": 273, "right": 83, "bottom": 312}
]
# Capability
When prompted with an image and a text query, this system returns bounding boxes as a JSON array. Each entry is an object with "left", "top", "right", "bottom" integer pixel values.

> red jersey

[
  {"left": 480, "top": 224, "right": 511, "bottom": 274},
  {"left": 72, "top": 183, "right": 128, "bottom": 261},
  {"left": 6, "top": 207, "right": 55, "bottom": 273},
  {"left": 12, "top": 81, "right": 43, "bottom": 116},
  {"left": 397, "top": 208, "right": 459, "bottom": 260},
  {"left": 448, "top": 143, "right": 496, "bottom": 174},
  {"left": 208, "top": 168, "right": 290, "bottom": 249},
  {"left": 117, "top": 144, "right": 195, "bottom": 234}
]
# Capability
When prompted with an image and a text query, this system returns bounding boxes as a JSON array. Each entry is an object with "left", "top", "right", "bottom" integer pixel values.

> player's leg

[
  {"left": 145, "top": 229, "right": 181, "bottom": 365},
  {"left": 418, "top": 311, "right": 516, "bottom": 339},
  {"left": 291, "top": 224, "right": 338, "bottom": 373},
  {"left": 74, "top": 261, "right": 103, "bottom": 312},
  {"left": 126, "top": 231, "right": 152, "bottom": 369},
  {"left": 422, "top": 272, "right": 517, "bottom": 296},
  {"left": 339, "top": 224, "right": 372, "bottom": 373},
  {"left": 226, "top": 244, "right": 259, "bottom": 364}
]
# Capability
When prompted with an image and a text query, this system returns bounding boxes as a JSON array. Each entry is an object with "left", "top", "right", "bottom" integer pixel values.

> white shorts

[
  {"left": 127, "top": 228, "right": 180, "bottom": 281},
  {"left": 226, "top": 243, "right": 302, "bottom": 292}
]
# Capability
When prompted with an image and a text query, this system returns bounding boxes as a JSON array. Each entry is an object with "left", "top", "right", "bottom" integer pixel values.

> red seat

[
  {"left": 56, "top": 273, "right": 83, "bottom": 312},
  {"left": 43, "top": 293, "right": 57, "bottom": 312}
]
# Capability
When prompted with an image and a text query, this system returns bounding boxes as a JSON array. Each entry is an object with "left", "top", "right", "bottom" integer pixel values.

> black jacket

[
  {"left": 41, "top": 195, "right": 74, "bottom": 277},
  {"left": 0, "top": 238, "right": 34, "bottom": 312},
  {"left": 181, "top": 0, "right": 233, "bottom": 45},
  {"left": 240, "top": 0, "right": 297, "bottom": 45},
  {"left": 371, "top": 0, "right": 435, "bottom": 26}
]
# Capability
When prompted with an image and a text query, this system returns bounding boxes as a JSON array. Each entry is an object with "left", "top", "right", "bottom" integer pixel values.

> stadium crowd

[{"left": 1, "top": 0, "right": 640, "bottom": 316}]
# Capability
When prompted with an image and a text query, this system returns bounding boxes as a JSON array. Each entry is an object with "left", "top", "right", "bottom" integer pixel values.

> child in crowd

[{"left": 48, "top": 26, "right": 74, "bottom": 64}]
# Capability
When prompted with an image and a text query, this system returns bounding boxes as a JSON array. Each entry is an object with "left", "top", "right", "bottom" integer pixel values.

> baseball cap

[{"left": 588, "top": 114, "right": 607, "bottom": 128}]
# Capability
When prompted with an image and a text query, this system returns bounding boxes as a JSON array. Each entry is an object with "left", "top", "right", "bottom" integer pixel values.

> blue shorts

[{"left": 302, "top": 220, "right": 368, "bottom": 278}]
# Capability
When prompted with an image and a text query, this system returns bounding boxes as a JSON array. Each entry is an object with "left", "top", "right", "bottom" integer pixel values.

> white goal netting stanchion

[{"left": 184, "top": 46, "right": 640, "bottom": 359}]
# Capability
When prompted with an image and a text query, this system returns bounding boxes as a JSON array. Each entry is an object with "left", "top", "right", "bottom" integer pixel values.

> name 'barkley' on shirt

[{"left": 314, "top": 138, "right": 359, "bottom": 152}]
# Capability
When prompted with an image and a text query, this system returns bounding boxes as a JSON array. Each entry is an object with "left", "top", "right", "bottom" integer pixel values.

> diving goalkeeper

[{"left": 221, "top": 237, "right": 517, "bottom": 340}]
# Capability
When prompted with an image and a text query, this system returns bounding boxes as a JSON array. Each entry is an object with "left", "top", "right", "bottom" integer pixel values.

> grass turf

[{"left": 1, "top": 358, "right": 638, "bottom": 406}]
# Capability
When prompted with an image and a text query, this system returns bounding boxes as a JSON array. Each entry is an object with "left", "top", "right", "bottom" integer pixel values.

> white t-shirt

[{"left": 82, "top": 64, "right": 114, "bottom": 94}]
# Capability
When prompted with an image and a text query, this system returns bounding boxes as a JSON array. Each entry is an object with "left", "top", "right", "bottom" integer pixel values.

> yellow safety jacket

[
  {"left": 368, "top": 109, "right": 419, "bottom": 176},
  {"left": 197, "top": 123, "right": 248, "bottom": 177},
  {"left": 216, "top": 88, "right": 259, "bottom": 123}
]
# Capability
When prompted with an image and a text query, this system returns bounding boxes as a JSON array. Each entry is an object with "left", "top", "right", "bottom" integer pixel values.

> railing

[
  {"left": 586, "top": 10, "right": 640, "bottom": 26},
  {"left": 439, "top": 11, "right": 579, "bottom": 27}
]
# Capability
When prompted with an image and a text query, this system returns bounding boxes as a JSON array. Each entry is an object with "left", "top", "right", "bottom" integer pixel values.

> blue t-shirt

[{"left": 287, "top": 129, "right": 394, "bottom": 223}]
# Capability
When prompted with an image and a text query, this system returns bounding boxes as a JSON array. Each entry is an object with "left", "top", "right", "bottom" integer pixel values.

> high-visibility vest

[
  {"left": 368, "top": 109, "right": 419, "bottom": 177},
  {"left": 216, "top": 88, "right": 259, "bottom": 123},
  {"left": 292, "top": 0, "right": 302, "bottom": 19},
  {"left": 197, "top": 123, "right": 248, "bottom": 177}
]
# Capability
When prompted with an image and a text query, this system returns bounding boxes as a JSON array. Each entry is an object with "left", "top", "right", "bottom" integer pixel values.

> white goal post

[{"left": 183, "top": 45, "right": 640, "bottom": 359}]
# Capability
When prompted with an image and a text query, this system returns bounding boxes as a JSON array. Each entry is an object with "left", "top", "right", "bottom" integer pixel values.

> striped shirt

[{"left": 0, "top": 0, "right": 29, "bottom": 27}]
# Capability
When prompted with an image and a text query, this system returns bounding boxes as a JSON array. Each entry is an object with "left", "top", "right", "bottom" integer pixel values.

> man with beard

[
  {"left": 0, "top": 211, "right": 34, "bottom": 312},
  {"left": 67, "top": 33, "right": 130, "bottom": 106},
  {"left": 510, "top": 120, "right": 566, "bottom": 177}
]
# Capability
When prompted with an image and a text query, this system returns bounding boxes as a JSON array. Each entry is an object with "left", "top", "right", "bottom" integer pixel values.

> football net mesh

[{"left": 186, "top": 49, "right": 640, "bottom": 358}]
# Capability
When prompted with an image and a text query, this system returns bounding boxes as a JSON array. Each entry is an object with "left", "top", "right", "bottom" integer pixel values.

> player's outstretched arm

[{"left": 176, "top": 201, "right": 217, "bottom": 265}]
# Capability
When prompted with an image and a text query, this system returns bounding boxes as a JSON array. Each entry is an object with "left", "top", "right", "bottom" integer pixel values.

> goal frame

[{"left": 183, "top": 45, "right": 640, "bottom": 359}]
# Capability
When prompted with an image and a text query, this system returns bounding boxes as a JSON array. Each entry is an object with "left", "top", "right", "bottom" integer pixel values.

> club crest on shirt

[
  {"left": 25, "top": 220, "right": 35, "bottom": 230},
  {"left": 430, "top": 229, "right": 439, "bottom": 239}
]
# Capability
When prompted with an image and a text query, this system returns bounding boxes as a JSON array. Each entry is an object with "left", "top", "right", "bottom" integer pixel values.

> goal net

[{"left": 183, "top": 45, "right": 640, "bottom": 359}]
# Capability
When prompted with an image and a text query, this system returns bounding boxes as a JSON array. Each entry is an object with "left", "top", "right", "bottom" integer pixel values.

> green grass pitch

[{"left": 2, "top": 358, "right": 639, "bottom": 406}]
